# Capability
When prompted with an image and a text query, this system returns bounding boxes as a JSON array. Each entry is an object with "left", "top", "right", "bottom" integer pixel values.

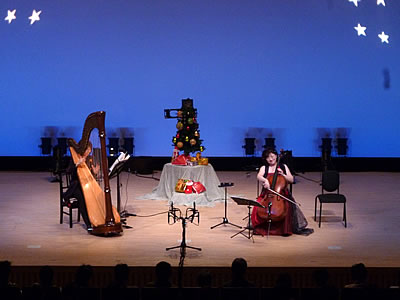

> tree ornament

[
  {"left": 190, "top": 139, "right": 197, "bottom": 146},
  {"left": 176, "top": 122, "right": 183, "bottom": 130},
  {"left": 173, "top": 137, "right": 177, "bottom": 143},
  {"left": 177, "top": 110, "right": 183, "bottom": 118},
  {"left": 186, "top": 126, "right": 190, "bottom": 131},
  {"left": 188, "top": 118, "right": 193, "bottom": 125},
  {"left": 200, "top": 146, "right": 204, "bottom": 152},
  {"left": 185, "top": 136, "right": 189, "bottom": 142},
  {"left": 194, "top": 131, "right": 199, "bottom": 137},
  {"left": 177, "top": 142, "right": 184, "bottom": 149}
]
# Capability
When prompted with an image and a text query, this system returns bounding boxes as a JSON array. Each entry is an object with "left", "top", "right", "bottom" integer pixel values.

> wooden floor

[{"left": 1, "top": 170, "right": 400, "bottom": 269}]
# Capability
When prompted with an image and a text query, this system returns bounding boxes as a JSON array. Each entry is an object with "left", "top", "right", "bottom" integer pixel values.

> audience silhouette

[
  {"left": 108, "top": 263, "right": 130, "bottom": 288},
  {"left": 2, "top": 259, "right": 400, "bottom": 300},
  {"left": 146, "top": 261, "right": 172, "bottom": 288},
  {"left": 224, "top": 257, "right": 255, "bottom": 288},
  {"left": 62, "top": 264, "right": 95, "bottom": 300},
  {"left": 197, "top": 270, "right": 212, "bottom": 288},
  {"left": 0, "top": 260, "right": 21, "bottom": 299},
  {"left": 344, "top": 263, "right": 369, "bottom": 288}
]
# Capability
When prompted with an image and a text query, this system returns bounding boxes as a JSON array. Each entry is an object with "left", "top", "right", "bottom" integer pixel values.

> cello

[{"left": 257, "top": 151, "right": 290, "bottom": 223}]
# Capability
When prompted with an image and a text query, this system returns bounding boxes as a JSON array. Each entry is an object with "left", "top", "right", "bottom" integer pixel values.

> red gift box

[
  {"left": 192, "top": 181, "right": 206, "bottom": 194},
  {"left": 172, "top": 154, "right": 190, "bottom": 165}
]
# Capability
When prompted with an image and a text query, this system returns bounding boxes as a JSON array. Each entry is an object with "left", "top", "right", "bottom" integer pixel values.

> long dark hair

[{"left": 261, "top": 148, "right": 278, "bottom": 162}]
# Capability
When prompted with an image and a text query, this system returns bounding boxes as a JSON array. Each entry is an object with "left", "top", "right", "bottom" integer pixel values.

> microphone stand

[{"left": 166, "top": 202, "right": 201, "bottom": 255}]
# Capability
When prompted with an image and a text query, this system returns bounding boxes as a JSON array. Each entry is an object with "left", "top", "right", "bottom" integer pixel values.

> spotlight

[
  {"left": 320, "top": 138, "right": 332, "bottom": 170},
  {"left": 107, "top": 137, "right": 119, "bottom": 157},
  {"left": 320, "top": 138, "right": 332, "bottom": 158},
  {"left": 121, "top": 137, "right": 134, "bottom": 155},
  {"left": 39, "top": 137, "right": 52, "bottom": 155},
  {"left": 56, "top": 137, "right": 68, "bottom": 156},
  {"left": 263, "top": 137, "right": 276, "bottom": 150},
  {"left": 243, "top": 138, "right": 256, "bottom": 156},
  {"left": 336, "top": 138, "right": 348, "bottom": 156}
]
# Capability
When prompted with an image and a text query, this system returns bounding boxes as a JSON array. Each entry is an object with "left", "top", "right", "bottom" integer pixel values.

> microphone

[{"left": 267, "top": 202, "right": 272, "bottom": 220}]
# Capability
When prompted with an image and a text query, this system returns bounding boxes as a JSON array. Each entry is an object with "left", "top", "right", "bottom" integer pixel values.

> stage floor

[{"left": 1, "top": 170, "right": 400, "bottom": 268}]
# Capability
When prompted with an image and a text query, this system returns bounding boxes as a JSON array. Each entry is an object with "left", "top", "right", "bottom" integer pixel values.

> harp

[{"left": 68, "top": 111, "right": 122, "bottom": 235}]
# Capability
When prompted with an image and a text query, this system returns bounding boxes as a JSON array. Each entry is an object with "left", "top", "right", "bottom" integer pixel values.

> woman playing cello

[{"left": 251, "top": 148, "right": 313, "bottom": 236}]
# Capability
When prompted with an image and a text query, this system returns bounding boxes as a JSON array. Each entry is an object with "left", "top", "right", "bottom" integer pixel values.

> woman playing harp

[{"left": 68, "top": 111, "right": 122, "bottom": 236}]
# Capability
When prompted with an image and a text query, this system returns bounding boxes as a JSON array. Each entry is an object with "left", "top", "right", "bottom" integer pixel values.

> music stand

[
  {"left": 210, "top": 183, "right": 242, "bottom": 230},
  {"left": 230, "top": 197, "right": 265, "bottom": 241},
  {"left": 109, "top": 155, "right": 134, "bottom": 229}
]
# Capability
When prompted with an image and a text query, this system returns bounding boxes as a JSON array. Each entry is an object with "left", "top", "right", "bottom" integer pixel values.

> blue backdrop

[{"left": 1, "top": 0, "right": 399, "bottom": 157}]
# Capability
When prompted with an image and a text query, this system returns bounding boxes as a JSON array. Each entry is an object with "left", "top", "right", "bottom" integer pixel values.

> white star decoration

[
  {"left": 348, "top": 0, "right": 360, "bottom": 7},
  {"left": 4, "top": 9, "right": 16, "bottom": 24},
  {"left": 349, "top": 0, "right": 390, "bottom": 45},
  {"left": 354, "top": 23, "right": 367, "bottom": 36},
  {"left": 377, "top": 0, "right": 386, "bottom": 6},
  {"left": 28, "top": 9, "right": 41, "bottom": 25},
  {"left": 378, "top": 31, "right": 389, "bottom": 43}
]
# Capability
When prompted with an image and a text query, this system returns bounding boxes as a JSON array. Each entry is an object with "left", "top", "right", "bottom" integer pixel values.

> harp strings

[{"left": 88, "top": 130, "right": 104, "bottom": 188}]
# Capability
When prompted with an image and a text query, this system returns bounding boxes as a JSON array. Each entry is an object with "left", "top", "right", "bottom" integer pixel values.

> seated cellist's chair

[
  {"left": 59, "top": 169, "right": 80, "bottom": 228},
  {"left": 314, "top": 170, "right": 347, "bottom": 228}
]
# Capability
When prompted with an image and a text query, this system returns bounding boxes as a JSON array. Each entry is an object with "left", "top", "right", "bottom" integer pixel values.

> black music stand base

[
  {"left": 211, "top": 218, "right": 242, "bottom": 230},
  {"left": 231, "top": 205, "right": 254, "bottom": 242},
  {"left": 210, "top": 183, "right": 241, "bottom": 230}
]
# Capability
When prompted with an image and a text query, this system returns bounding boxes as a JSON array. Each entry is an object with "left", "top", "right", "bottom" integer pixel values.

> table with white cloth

[{"left": 140, "top": 163, "right": 225, "bottom": 206}]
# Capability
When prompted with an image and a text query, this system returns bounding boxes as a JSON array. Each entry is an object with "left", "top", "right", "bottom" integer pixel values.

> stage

[{"left": 1, "top": 170, "right": 400, "bottom": 287}]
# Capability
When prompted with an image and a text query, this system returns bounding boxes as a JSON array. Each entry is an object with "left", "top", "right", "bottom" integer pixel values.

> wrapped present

[
  {"left": 192, "top": 181, "right": 206, "bottom": 194},
  {"left": 172, "top": 154, "right": 189, "bottom": 165},
  {"left": 175, "top": 178, "right": 187, "bottom": 193},
  {"left": 198, "top": 157, "right": 208, "bottom": 165},
  {"left": 184, "top": 180, "right": 194, "bottom": 194},
  {"left": 187, "top": 156, "right": 198, "bottom": 166}
]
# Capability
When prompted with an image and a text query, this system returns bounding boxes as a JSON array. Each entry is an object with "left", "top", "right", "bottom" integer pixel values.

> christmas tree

[{"left": 169, "top": 98, "right": 204, "bottom": 155}]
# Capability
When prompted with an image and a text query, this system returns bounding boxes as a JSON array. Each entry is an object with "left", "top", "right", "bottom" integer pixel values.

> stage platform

[{"left": 1, "top": 170, "right": 399, "bottom": 288}]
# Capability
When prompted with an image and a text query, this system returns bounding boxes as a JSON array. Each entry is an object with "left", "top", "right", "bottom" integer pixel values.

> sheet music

[{"left": 109, "top": 152, "right": 130, "bottom": 176}]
